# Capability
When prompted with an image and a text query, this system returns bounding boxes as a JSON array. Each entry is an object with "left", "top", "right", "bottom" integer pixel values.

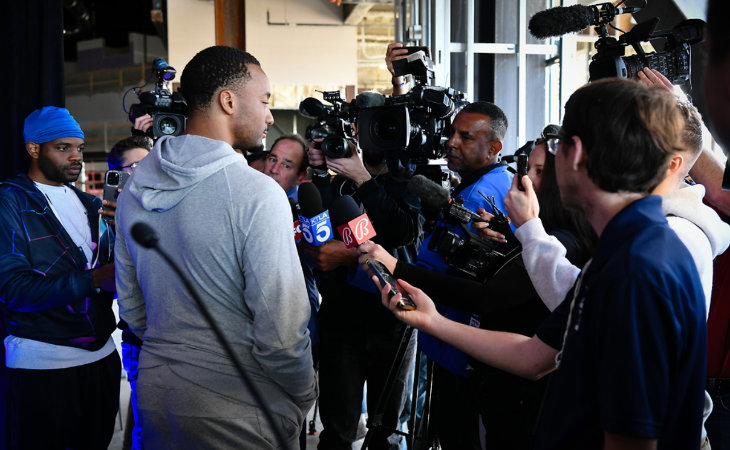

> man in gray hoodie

[{"left": 114, "top": 45, "right": 317, "bottom": 449}]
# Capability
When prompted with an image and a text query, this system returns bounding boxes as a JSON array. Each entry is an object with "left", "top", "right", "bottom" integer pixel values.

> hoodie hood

[
  {"left": 128, "top": 134, "right": 245, "bottom": 212},
  {"left": 662, "top": 183, "right": 730, "bottom": 258}
]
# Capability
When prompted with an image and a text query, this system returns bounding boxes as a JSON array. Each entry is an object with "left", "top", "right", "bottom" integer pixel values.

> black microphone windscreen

[
  {"left": 131, "top": 222, "right": 159, "bottom": 249},
  {"left": 329, "top": 195, "right": 362, "bottom": 229},
  {"left": 355, "top": 91, "right": 386, "bottom": 109},
  {"left": 529, "top": 5, "right": 593, "bottom": 39},
  {"left": 407, "top": 175, "right": 450, "bottom": 210},
  {"left": 299, "top": 97, "right": 326, "bottom": 119},
  {"left": 298, "top": 182, "right": 324, "bottom": 217}
]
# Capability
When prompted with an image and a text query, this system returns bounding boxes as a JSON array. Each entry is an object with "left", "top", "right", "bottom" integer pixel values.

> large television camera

[
  {"left": 528, "top": 2, "right": 704, "bottom": 85},
  {"left": 126, "top": 58, "right": 188, "bottom": 139},
  {"left": 589, "top": 17, "right": 704, "bottom": 84},
  {"left": 358, "top": 85, "right": 466, "bottom": 161},
  {"left": 429, "top": 194, "right": 520, "bottom": 281},
  {"left": 299, "top": 91, "right": 357, "bottom": 160}
]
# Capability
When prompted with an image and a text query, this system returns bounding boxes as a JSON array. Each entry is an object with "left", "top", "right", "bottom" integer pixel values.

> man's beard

[{"left": 38, "top": 153, "right": 80, "bottom": 184}]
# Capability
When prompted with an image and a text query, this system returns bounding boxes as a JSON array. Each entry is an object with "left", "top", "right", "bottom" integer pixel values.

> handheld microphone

[
  {"left": 529, "top": 3, "right": 641, "bottom": 39},
  {"left": 329, "top": 195, "right": 377, "bottom": 248},
  {"left": 297, "top": 182, "right": 334, "bottom": 246},
  {"left": 288, "top": 197, "right": 303, "bottom": 243},
  {"left": 129, "top": 221, "right": 291, "bottom": 450}
]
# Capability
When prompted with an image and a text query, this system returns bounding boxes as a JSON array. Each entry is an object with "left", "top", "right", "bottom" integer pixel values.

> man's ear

[
  {"left": 568, "top": 135, "right": 586, "bottom": 171},
  {"left": 217, "top": 89, "right": 236, "bottom": 115},
  {"left": 667, "top": 153, "right": 684, "bottom": 176},
  {"left": 26, "top": 142, "right": 40, "bottom": 160},
  {"left": 297, "top": 172, "right": 307, "bottom": 184},
  {"left": 490, "top": 140, "right": 503, "bottom": 156}
]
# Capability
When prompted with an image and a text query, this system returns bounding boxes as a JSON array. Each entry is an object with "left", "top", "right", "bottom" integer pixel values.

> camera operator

[
  {"left": 386, "top": 43, "right": 410, "bottom": 96},
  {"left": 303, "top": 133, "right": 423, "bottom": 450},
  {"left": 402, "top": 101, "right": 513, "bottom": 449}
]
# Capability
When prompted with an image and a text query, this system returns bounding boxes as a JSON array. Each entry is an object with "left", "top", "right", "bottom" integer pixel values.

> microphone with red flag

[{"left": 330, "top": 195, "right": 377, "bottom": 248}]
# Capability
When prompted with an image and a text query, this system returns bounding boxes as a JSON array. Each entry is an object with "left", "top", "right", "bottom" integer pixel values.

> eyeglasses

[
  {"left": 120, "top": 162, "right": 139, "bottom": 173},
  {"left": 543, "top": 133, "right": 562, "bottom": 155}
]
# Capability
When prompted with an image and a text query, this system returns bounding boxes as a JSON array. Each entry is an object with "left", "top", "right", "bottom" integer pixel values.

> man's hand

[
  {"left": 504, "top": 174, "right": 540, "bottom": 228},
  {"left": 134, "top": 114, "right": 154, "bottom": 133},
  {"left": 99, "top": 196, "right": 118, "bottom": 227},
  {"left": 386, "top": 43, "right": 410, "bottom": 95},
  {"left": 472, "top": 208, "right": 507, "bottom": 243},
  {"left": 308, "top": 139, "right": 327, "bottom": 169},
  {"left": 637, "top": 68, "right": 689, "bottom": 102},
  {"left": 376, "top": 277, "right": 438, "bottom": 331},
  {"left": 92, "top": 263, "right": 116, "bottom": 292},
  {"left": 325, "top": 147, "right": 371, "bottom": 187},
  {"left": 300, "top": 240, "right": 359, "bottom": 271},
  {"left": 357, "top": 241, "right": 398, "bottom": 274}
]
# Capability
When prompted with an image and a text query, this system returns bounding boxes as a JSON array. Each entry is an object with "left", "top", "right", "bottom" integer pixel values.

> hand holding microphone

[{"left": 330, "top": 195, "right": 416, "bottom": 310}]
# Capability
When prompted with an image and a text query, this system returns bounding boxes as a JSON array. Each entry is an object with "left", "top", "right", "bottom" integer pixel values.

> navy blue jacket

[{"left": 0, "top": 174, "right": 115, "bottom": 351}]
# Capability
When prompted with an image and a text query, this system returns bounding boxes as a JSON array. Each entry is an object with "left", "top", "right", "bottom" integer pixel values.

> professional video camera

[
  {"left": 428, "top": 194, "right": 519, "bottom": 281},
  {"left": 528, "top": 2, "right": 704, "bottom": 85},
  {"left": 589, "top": 17, "right": 704, "bottom": 84},
  {"left": 299, "top": 91, "right": 357, "bottom": 160},
  {"left": 358, "top": 85, "right": 466, "bottom": 161},
  {"left": 126, "top": 58, "right": 188, "bottom": 139}
]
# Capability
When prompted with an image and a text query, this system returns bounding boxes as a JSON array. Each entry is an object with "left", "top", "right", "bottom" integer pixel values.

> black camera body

[
  {"left": 428, "top": 195, "right": 519, "bottom": 281},
  {"left": 358, "top": 85, "right": 466, "bottom": 162},
  {"left": 300, "top": 91, "right": 356, "bottom": 160},
  {"left": 589, "top": 18, "right": 704, "bottom": 85},
  {"left": 127, "top": 58, "right": 188, "bottom": 139}
]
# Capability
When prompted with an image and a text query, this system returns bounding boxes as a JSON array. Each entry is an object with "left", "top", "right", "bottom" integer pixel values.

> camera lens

[
  {"left": 106, "top": 171, "right": 120, "bottom": 185},
  {"left": 158, "top": 117, "right": 179, "bottom": 135},
  {"left": 321, "top": 136, "right": 351, "bottom": 159}
]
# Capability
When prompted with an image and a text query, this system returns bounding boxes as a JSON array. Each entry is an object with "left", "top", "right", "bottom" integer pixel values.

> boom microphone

[
  {"left": 297, "top": 182, "right": 333, "bottom": 246},
  {"left": 529, "top": 3, "right": 642, "bottom": 39},
  {"left": 329, "top": 195, "right": 377, "bottom": 248}
]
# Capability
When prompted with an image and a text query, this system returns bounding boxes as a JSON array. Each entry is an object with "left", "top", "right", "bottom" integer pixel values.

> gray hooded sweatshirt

[{"left": 115, "top": 134, "right": 316, "bottom": 427}]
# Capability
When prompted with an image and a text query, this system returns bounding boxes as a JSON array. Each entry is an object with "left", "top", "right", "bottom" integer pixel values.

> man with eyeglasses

[
  {"left": 379, "top": 79, "right": 707, "bottom": 449},
  {"left": 0, "top": 106, "right": 119, "bottom": 449}
]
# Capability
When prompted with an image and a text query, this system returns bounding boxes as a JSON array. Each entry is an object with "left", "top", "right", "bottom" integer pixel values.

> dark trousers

[
  {"left": 427, "top": 364, "right": 481, "bottom": 450},
  {"left": 317, "top": 320, "right": 415, "bottom": 450},
  {"left": 7, "top": 350, "right": 121, "bottom": 450},
  {"left": 707, "top": 391, "right": 730, "bottom": 450}
]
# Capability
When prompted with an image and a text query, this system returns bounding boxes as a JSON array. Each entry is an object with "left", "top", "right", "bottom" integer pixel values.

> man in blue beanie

[{"left": 0, "top": 106, "right": 119, "bottom": 449}]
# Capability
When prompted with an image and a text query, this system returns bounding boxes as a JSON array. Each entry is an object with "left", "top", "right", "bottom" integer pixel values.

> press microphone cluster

[{"left": 529, "top": 2, "right": 641, "bottom": 39}]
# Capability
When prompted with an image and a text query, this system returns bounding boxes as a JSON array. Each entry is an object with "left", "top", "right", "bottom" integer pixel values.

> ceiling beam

[{"left": 345, "top": 4, "right": 374, "bottom": 25}]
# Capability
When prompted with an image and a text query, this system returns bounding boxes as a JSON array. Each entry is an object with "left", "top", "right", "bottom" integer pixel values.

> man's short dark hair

[
  {"left": 562, "top": 78, "right": 684, "bottom": 194},
  {"left": 460, "top": 101, "right": 508, "bottom": 141},
  {"left": 270, "top": 134, "right": 309, "bottom": 174},
  {"left": 180, "top": 46, "right": 261, "bottom": 114},
  {"left": 107, "top": 135, "right": 152, "bottom": 170},
  {"left": 707, "top": 0, "right": 729, "bottom": 63}
]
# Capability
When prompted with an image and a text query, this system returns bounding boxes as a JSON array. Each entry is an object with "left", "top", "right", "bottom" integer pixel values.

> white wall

[
  {"left": 246, "top": 0, "right": 358, "bottom": 102},
  {"left": 167, "top": 0, "right": 216, "bottom": 76}
]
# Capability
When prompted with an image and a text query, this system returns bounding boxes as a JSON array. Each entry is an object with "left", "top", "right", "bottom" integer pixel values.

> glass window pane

[
  {"left": 449, "top": 52, "right": 467, "bottom": 95},
  {"left": 450, "top": 0, "right": 467, "bottom": 43}
]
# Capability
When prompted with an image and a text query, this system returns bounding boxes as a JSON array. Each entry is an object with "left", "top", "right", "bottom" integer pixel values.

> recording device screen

[{"left": 402, "top": 46, "right": 430, "bottom": 58}]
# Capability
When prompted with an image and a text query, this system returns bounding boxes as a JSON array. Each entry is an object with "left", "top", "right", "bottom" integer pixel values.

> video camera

[
  {"left": 589, "top": 17, "right": 705, "bottom": 84},
  {"left": 358, "top": 85, "right": 467, "bottom": 161},
  {"left": 429, "top": 194, "right": 519, "bottom": 281},
  {"left": 126, "top": 58, "right": 188, "bottom": 139},
  {"left": 299, "top": 91, "right": 357, "bottom": 160}
]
